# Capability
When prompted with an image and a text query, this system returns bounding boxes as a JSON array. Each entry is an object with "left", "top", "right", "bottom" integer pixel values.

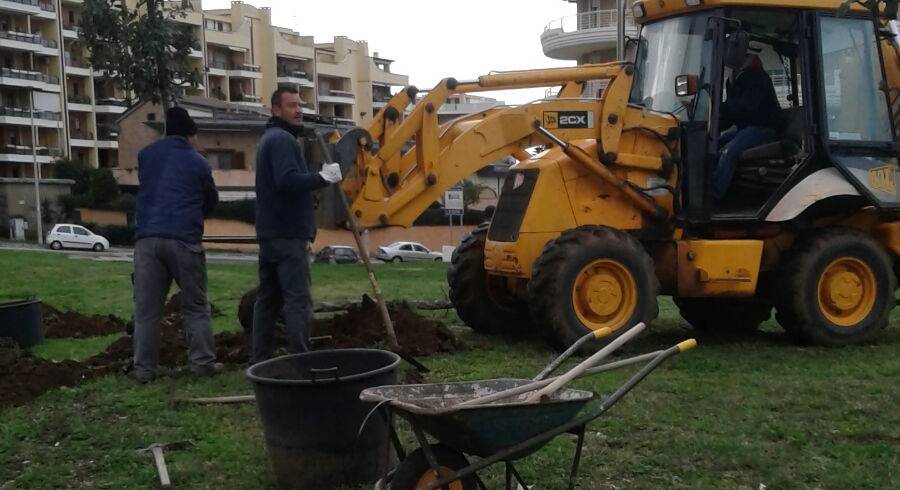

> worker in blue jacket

[
  {"left": 132, "top": 106, "right": 221, "bottom": 383},
  {"left": 251, "top": 86, "right": 342, "bottom": 363}
]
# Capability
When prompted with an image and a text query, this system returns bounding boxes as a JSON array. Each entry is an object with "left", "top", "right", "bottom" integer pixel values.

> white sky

[{"left": 202, "top": 0, "right": 578, "bottom": 104}]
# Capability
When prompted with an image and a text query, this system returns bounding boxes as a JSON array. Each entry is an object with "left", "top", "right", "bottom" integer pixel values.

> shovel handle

[{"left": 151, "top": 446, "right": 171, "bottom": 488}]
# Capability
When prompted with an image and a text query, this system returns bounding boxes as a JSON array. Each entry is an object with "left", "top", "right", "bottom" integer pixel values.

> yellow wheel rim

[
  {"left": 816, "top": 257, "right": 877, "bottom": 327},
  {"left": 415, "top": 467, "right": 463, "bottom": 490},
  {"left": 571, "top": 258, "right": 637, "bottom": 332}
]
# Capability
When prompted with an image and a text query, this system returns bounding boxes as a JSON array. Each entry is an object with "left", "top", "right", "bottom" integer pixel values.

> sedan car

[
  {"left": 374, "top": 241, "right": 442, "bottom": 262},
  {"left": 313, "top": 245, "right": 360, "bottom": 264},
  {"left": 46, "top": 224, "right": 110, "bottom": 252}
]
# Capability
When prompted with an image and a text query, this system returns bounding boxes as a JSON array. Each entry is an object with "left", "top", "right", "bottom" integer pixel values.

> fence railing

[
  {"left": 0, "top": 30, "right": 58, "bottom": 48},
  {"left": 544, "top": 9, "right": 635, "bottom": 33},
  {"left": 0, "top": 67, "right": 59, "bottom": 84},
  {"left": 0, "top": 106, "right": 61, "bottom": 120},
  {"left": 1, "top": 145, "right": 62, "bottom": 156}
]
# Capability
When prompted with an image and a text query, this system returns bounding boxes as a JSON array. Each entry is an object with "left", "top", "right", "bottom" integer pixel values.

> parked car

[
  {"left": 313, "top": 245, "right": 360, "bottom": 264},
  {"left": 374, "top": 241, "right": 442, "bottom": 262},
  {"left": 46, "top": 224, "right": 109, "bottom": 252}
]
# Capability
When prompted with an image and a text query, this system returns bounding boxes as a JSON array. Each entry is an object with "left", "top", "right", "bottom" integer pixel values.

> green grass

[{"left": 1, "top": 249, "right": 899, "bottom": 489}]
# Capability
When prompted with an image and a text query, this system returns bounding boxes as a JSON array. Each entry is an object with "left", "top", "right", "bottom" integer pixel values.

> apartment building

[{"left": 0, "top": 0, "right": 408, "bottom": 179}]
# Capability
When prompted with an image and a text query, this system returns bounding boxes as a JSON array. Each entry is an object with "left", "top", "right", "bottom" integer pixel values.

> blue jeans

[
  {"left": 713, "top": 126, "right": 777, "bottom": 200},
  {"left": 252, "top": 238, "right": 313, "bottom": 363}
]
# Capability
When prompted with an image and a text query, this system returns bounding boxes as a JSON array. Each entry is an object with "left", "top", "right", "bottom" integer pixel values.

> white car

[
  {"left": 46, "top": 224, "right": 110, "bottom": 252},
  {"left": 374, "top": 241, "right": 442, "bottom": 262}
]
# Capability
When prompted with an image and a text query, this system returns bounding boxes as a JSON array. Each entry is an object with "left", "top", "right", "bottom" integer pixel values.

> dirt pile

[
  {"left": 0, "top": 338, "right": 85, "bottom": 406},
  {"left": 3, "top": 295, "right": 459, "bottom": 406},
  {"left": 42, "top": 304, "right": 127, "bottom": 339}
]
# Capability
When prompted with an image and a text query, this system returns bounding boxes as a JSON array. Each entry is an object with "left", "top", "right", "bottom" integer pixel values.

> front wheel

[
  {"left": 448, "top": 223, "right": 534, "bottom": 334},
  {"left": 50, "top": 241, "right": 62, "bottom": 250},
  {"left": 776, "top": 228, "right": 895, "bottom": 346},
  {"left": 391, "top": 256, "right": 402, "bottom": 263},
  {"left": 92, "top": 243, "right": 105, "bottom": 252},
  {"left": 391, "top": 444, "right": 476, "bottom": 490},
  {"left": 528, "top": 226, "right": 659, "bottom": 351}
]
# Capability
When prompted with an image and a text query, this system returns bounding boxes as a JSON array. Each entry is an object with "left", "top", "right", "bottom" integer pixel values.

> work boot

[{"left": 192, "top": 362, "right": 225, "bottom": 378}]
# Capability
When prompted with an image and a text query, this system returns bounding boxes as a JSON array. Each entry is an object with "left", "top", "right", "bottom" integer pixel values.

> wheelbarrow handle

[
  {"left": 533, "top": 327, "right": 612, "bottom": 381},
  {"left": 526, "top": 322, "right": 646, "bottom": 403}
]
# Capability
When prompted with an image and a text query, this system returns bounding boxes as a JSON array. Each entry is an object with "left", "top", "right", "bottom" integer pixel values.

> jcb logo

[
  {"left": 868, "top": 165, "right": 897, "bottom": 194},
  {"left": 542, "top": 111, "right": 593, "bottom": 129}
]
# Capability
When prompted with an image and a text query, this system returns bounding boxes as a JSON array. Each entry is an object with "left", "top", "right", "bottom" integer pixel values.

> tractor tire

[
  {"left": 675, "top": 297, "right": 772, "bottom": 334},
  {"left": 528, "top": 226, "right": 659, "bottom": 351},
  {"left": 447, "top": 223, "right": 533, "bottom": 334},
  {"left": 391, "top": 444, "right": 476, "bottom": 490},
  {"left": 775, "top": 227, "right": 895, "bottom": 346}
]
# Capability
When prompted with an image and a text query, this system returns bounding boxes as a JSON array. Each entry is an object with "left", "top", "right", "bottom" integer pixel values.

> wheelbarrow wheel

[{"left": 391, "top": 444, "right": 476, "bottom": 490}]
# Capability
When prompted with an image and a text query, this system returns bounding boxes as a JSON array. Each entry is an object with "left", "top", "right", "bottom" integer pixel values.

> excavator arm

[{"left": 335, "top": 62, "right": 676, "bottom": 228}]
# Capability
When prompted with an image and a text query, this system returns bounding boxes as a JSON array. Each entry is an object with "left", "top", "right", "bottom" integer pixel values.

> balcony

[
  {"left": 189, "top": 47, "right": 203, "bottom": 58},
  {"left": 0, "top": 0, "right": 56, "bottom": 19},
  {"left": 97, "top": 124, "right": 118, "bottom": 148},
  {"left": 69, "top": 131, "right": 95, "bottom": 147},
  {"left": 0, "top": 145, "right": 62, "bottom": 164},
  {"left": 67, "top": 94, "right": 92, "bottom": 111},
  {"left": 230, "top": 93, "right": 262, "bottom": 107},
  {"left": 227, "top": 63, "right": 262, "bottom": 79},
  {"left": 541, "top": 9, "right": 637, "bottom": 61},
  {"left": 277, "top": 70, "right": 314, "bottom": 87},
  {"left": 64, "top": 56, "right": 91, "bottom": 76},
  {"left": 207, "top": 59, "right": 228, "bottom": 77},
  {"left": 0, "top": 31, "right": 59, "bottom": 56},
  {"left": 62, "top": 23, "right": 80, "bottom": 39},
  {"left": 0, "top": 68, "right": 60, "bottom": 92},
  {"left": 318, "top": 89, "right": 355, "bottom": 105},
  {"left": 0, "top": 106, "right": 63, "bottom": 128},
  {"left": 94, "top": 97, "right": 128, "bottom": 113}
]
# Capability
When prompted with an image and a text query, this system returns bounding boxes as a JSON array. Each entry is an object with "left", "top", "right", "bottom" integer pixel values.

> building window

[
  {"left": 205, "top": 150, "right": 245, "bottom": 170},
  {"left": 205, "top": 20, "right": 231, "bottom": 32}
]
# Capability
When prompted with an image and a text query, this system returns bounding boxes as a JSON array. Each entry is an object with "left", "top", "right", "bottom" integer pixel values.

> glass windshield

[{"left": 630, "top": 13, "right": 712, "bottom": 118}]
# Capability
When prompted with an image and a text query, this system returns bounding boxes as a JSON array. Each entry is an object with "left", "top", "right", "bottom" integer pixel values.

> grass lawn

[{"left": 1, "top": 249, "right": 898, "bottom": 489}]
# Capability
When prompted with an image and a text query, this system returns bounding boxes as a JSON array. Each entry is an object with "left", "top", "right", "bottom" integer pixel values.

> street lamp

[{"left": 29, "top": 87, "right": 43, "bottom": 245}]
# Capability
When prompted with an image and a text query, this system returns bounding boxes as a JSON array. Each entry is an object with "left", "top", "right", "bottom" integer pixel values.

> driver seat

[{"left": 734, "top": 107, "right": 805, "bottom": 192}]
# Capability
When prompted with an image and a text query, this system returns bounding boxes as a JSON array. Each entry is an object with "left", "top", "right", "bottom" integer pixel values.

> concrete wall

[
  {"left": 202, "top": 218, "right": 476, "bottom": 254},
  {"left": 78, "top": 208, "right": 127, "bottom": 226},
  {"left": 0, "top": 179, "right": 73, "bottom": 240}
]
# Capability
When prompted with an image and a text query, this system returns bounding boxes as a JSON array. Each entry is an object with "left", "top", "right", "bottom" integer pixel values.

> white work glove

[{"left": 319, "top": 162, "right": 343, "bottom": 184}]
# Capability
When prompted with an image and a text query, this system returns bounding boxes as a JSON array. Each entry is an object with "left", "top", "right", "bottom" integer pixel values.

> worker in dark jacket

[
  {"left": 132, "top": 106, "right": 221, "bottom": 383},
  {"left": 251, "top": 86, "right": 342, "bottom": 363},
  {"left": 713, "top": 53, "right": 783, "bottom": 201}
]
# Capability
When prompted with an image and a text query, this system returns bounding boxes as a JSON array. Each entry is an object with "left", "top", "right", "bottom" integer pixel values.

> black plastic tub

[
  {"left": 246, "top": 349, "right": 401, "bottom": 489},
  {"left": 0, "top": 298, "right": 43, "bottom": 348}
]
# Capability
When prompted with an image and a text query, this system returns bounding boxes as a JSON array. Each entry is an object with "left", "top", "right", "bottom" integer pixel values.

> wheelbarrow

[{"left": 359, "top": 323, "right": 698, "bottom": 489}]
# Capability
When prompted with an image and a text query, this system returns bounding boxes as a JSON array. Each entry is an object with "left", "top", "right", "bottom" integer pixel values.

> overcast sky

[{"left": 203, "top": 0, "right": 578, "bottom": 104}]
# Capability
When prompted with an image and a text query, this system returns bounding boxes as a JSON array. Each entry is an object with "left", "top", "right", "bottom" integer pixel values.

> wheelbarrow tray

[{"left": 360, "top": 378, "right": 593, "bottom": 458}]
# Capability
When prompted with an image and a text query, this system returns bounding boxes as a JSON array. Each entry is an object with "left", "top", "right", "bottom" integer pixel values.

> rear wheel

[
  {"left": 448, "top": 224, "right": 533, "bottom": 334},
  {"left": 776, "top": 228, "right": 894, "bottom": 345},
  {"left": 528, "top": 226, "right": 659, "bottom": 351},
  {"left": 675, "top": 298, "right": 772, "bottom": 334},
  {"left": 50, "top": 241, "right": 62, "bottom": 250},
  {"left": 391, "top": 444, "right": 476, "bottom": 490}
]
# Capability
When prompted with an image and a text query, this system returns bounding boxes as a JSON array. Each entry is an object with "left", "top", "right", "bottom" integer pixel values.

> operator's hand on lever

[{"left": 319, "top": 163, "right": 343, "bottom": 184}]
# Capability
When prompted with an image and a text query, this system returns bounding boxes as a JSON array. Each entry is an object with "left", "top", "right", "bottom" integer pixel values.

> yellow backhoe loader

[{"left": 332, "top": 0, "right": 900, "bottom": 349}]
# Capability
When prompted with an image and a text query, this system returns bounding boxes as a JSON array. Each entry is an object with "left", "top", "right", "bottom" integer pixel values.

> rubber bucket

[
  {"left": 246, "top": 349, "right": 400, "bottom": 489},
  {"left": 0, "top": 298, "right": 44, "bottom": 348}
]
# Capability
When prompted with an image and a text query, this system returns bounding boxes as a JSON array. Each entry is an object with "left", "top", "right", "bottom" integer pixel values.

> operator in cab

[{"left": 713, "top": 52, "right": 783, "bottom": 203}]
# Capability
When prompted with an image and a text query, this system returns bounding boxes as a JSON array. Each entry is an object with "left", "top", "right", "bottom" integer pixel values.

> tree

[
  {"left": 461, "top": 179, "right": 494, "bottom": 209},
  {"left": 80, "top": 0, "right": 200, "bottom": 107}
]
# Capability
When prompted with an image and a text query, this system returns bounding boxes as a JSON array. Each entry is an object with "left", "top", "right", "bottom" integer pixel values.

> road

[{"left": 0, "top": 240, "right": 258, "bottom": 265}]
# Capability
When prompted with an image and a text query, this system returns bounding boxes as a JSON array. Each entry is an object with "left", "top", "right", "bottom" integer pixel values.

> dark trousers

[
  {"left": 252, "top": 238, "right": 313, "bottom": 364},
  {"left": 713, "top": 126, "right": 777, "bottom": 200},
  {"left": 133, "top": 237, "right": 216, "bottom": 378}
]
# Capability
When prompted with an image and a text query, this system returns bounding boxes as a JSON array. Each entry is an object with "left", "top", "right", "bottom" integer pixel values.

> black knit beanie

[{"left": 165, "top": 106, "right": 198, "bottom": 137}]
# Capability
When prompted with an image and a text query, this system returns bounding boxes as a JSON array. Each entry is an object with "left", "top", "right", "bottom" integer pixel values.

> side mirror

[{"left": 675, "top": 75, "right": 699, "bottom": 97}]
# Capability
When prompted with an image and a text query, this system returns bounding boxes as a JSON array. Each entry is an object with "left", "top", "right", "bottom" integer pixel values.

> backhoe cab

[{"left": 334, "top": 0, "right": 900, "bottom": 350}]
